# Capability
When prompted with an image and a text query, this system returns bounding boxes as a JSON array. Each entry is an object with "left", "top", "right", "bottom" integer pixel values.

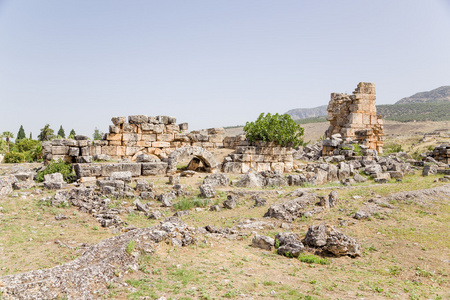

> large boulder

[
  {"left": 275, "top": 232, "right": 304, "bottom": 257},
  {"left": 252, "top": 235, "right": 275, "bottom": 251},
  {"left": 199, "top": 184, "right": 216, "bottom": 198},
  {"left": 235, "top": 172, "right": 263, "bottom": 188},
  {"left": 303, "top": 224, "right": 361, "bottom": 257},
  {"left": 43, "top": 173, "right": 66, "bottom": 190},
  {"left": 203, "top": 173, "right": 229, "bottom": 187},
  {"left": 109, "top": 171, "right": 132, "bottom": 182},
  {"left": 0, "top": 175, "right": 19, "bottom": 196}
]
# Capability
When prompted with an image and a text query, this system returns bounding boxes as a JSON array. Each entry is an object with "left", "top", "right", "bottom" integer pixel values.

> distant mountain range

[{"left": 286, "top": 85, "right": 450, "bottom": 123}]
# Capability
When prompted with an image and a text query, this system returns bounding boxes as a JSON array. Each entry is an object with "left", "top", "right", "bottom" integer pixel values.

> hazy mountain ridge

[
  {"left": 285, "top": 105, "right": 328, "bottom": 120},
  {"left": 395, "top": 86, "right": 450, "bottom": 104}
]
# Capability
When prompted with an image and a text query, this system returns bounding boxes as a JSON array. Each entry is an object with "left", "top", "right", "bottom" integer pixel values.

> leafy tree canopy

[{"left": 243, "top": 113, "right": 304, "bottom": 148}]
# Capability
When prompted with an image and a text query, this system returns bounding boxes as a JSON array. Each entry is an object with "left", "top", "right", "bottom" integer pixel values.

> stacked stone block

[
  {"left": 428, "top": 144, "right": 450, "bottom": 164},
  {"left": 43, "top": 115, "right": 225, "bottom": 164},
  {"left": 223, "top": 134, "right": 249, "bottom": 149},
  {"left": 222, "top": 144, "right": 294, "bottom": 174},
  {"left": 324, "top": 82, "right": 384, "bottom": 154}
]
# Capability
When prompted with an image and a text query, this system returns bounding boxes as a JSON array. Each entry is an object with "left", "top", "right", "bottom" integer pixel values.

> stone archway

[{"left": 167, "top": 146, "right": 218, "bottom": 174}]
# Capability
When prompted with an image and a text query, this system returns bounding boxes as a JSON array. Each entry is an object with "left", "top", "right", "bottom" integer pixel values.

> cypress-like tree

[
  {"left": 68, "top": 129, "right": 76, "bottom": 139},
  {"left": 16, "top": 125, "right": 26, "bottom": 140},
  {"left": 57, "top": 125, "right": 66, "bottom": 138},
  {"left": 37, "top": 124, "right": 55, "bottom": 141},
  {"left": 29, "top": 132, "right": 32, "bottom": 139},
  {"left": 93, "top": 127, "right": 102, "bottom": 140}
]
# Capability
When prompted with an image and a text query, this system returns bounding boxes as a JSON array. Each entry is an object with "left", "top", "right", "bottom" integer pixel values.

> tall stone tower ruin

[{"left": 325, "top": 82, "right": 384, "bottom": 153}]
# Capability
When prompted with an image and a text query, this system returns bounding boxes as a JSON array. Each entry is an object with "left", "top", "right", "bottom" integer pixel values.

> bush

[
  {"left": 4, "top": 152, "right": 25, "bottom": 163},
  {"left": 35, "top": 159, "right": 76, "bottom": 183},
  {"left": 244, "top": 113, "right": 304, "bottom": 148},
  {"left": 384, "top": 143, "right": 404, "bottom": 154}
]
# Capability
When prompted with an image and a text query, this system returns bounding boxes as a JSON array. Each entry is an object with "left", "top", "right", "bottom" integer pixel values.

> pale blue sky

[{"left": 1, "top": 0, "right": 450, "bottom": 138}]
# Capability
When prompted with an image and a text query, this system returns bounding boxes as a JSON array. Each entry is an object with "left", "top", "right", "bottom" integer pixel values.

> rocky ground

[
  {"left": 0, "top": 164, "right": 449, "bottom": 299},
  {"left": 0, "top": 121, "right": 449, "bottom": 299}
]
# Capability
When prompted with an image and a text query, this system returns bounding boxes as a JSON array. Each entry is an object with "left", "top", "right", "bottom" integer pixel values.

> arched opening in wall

[
  {"left": 176, "top": 154, "right": 209, "bottom": 172},
  {"left": 167, "top": 146, "right": 218, "bottom": 175}
]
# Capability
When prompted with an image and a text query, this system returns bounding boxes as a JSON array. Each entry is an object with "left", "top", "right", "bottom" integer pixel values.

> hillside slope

[{"left": 396, "top": 85, "right": 450, "bottom": 104}]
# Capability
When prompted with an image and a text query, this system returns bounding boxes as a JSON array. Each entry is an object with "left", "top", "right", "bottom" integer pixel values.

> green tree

[
  {"left": 29, "top": 132, "right": 32, "bottom": 139},
  {"left": 16, "top": 125, "right": 26, "bottom": 140},
  {"left": 37, "top": 124, "right": 55, "bottom": 141},
  {"left": 57, "top": 125, "right": 66, "bottom": 138},
  {"left": 1, "top": 131, "right": 15, "bottom": 152},
  {"left": 93, "top": 127, "right": 103, "bottom": 140},
  {"left": 68, "top": 129, "right": 76, "bottom": 139},
  {"left": 243, "top": 113, "right": 304, "bottom": 148}
]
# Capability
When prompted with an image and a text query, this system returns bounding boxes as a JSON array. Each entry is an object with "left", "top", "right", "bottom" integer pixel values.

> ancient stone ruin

[
  {"left": 43, "top": 115, "right": 224, "bottom": 164},
  {"left": 323, "top": 82, "right": 384, "bottom": 155}
]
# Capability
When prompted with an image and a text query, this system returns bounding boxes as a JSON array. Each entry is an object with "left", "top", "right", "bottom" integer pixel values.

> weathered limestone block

[
  {"left": 142, "top": 162, "right": 168, "bottom": 176},
  {"left": 109, "top": 125, "right": 120, "bottom": 134},
  {"left": 223, "top": 162, "right": 243, "bottom": 173},
  {"left": 68, "top": 147, "right": 79, "bottom": 157},
  {"left": 125, "top": 147, "right": 140, "bottom": 156},
  {"left": 123, "top": 123, "right": 137, "bottom": 133},
  {"left": 179, "top": 123, "right": 188, "bottom": 131},
  {"left": 157, "top": 133, "right": 174, "bottom": 142},
  {"left": 111, "top": 116, "right": 126, "bottom": 125},
  {"left": 77, "top": 140, "right": 89, "bottom": 147},
  {"left": 52, "top": 146, "right": 68, "bottom": 155},
  {"left": 120, "top": 163, "right": 142, "bottom": 176},
  {"left": 101, "top": 164, "right": 123, "bottom": 177},
  {"left": 80, "top": 146, "right": 89, "bottom": 156},
  {"left": 152, "top": 142, "right": 171, "bottom": 148},
  {"left": 129, "top": 115, "right": 148, "bottom": 124},
  {"left": 102, "top": 146, "right": 118, "bottom": 156}
]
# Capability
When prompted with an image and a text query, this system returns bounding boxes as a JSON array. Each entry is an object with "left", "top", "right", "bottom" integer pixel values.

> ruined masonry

[
  {"left": 43, "top": 115, "right": 224, "bottom": 164},
  {"left": 324, "top": 82, "right": 384, "bottom": 154}
]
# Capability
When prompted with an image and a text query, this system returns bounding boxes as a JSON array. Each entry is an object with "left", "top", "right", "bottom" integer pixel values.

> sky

[{"left": 1, "top": 0, "right": 450, "bottom": 139}]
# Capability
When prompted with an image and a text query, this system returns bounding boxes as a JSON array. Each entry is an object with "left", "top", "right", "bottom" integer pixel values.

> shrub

[
  {"left": 35, "top": 159, "right": 76, "bottom": 183},
  {"left": 126, "top": 240, "right": 136, "bottom": 255},
  {"left": 4, "top": 152, "right": 25, "bottom": 163},
  {"left": 384, "top": 143, "right": 404, "bottom": 153},
  {"left": 244, "top": 113, "right": 304, "bottom": 148}
]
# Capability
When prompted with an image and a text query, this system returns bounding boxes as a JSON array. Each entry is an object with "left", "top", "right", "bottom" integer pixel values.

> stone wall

[
  {"left": 222, "top": 144, "right": 294, "bottom": 174},
  {"left": 43, "top": 115, "right": 224, "bottom": 164},
  {"left": 223, "top": 134, "right": 249, "bottom": 149},
  {"left": 324, "top": 82, "right": 384, "bottom": 155}
]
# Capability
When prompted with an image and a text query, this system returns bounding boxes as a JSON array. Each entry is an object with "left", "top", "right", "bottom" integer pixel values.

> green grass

[
  {"left": 126, "top": 240, "right": 136, "bottom": 255},
  {"left": 173, "top": 196, "right": 211, "bottom": 211},
  {"left": 298, "top": 254, "right": 330, "bottom": 265}
]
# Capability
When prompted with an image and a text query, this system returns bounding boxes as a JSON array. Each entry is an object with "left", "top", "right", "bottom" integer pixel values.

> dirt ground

[{"left": 0, "top": 121, "right": 449, "bottom": 299}]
